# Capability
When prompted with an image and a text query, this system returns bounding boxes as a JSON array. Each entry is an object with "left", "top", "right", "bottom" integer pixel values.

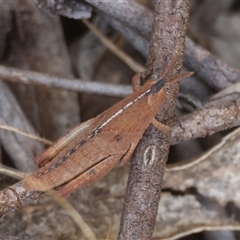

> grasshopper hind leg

[{"left": 57, "top": 154, "right": 120, "bottom": 196}]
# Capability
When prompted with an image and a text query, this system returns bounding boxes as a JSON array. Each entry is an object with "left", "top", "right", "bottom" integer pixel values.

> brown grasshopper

[{"left": 23, "top": 63, "right": 193, "bottom": 196}]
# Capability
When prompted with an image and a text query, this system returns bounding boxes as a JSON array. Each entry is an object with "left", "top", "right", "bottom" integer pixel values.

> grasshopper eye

[{"left": 148, "top": 78, "right": 166, "bottom": 95}]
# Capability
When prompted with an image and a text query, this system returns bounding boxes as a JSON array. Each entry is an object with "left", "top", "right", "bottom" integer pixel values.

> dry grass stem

[
  {"left": 48, "top": 190, "right": 97, "bottom": 240},
  {"left": 0, "top": 165, "right": 27, "bottom": 180},
  {"left": 0, "top": 124, "right": 53, "bottom": 145},
  {"left": 82, "top": 19, "right": 146, "bottom": 73},
  {"left": 159, "top": 224, "right": 240, "bottom": 240}
]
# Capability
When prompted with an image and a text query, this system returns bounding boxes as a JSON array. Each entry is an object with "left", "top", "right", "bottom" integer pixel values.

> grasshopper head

[
  {"left": 146, "top": 78, "right": 167, "bottom": 113},
  {"left": 146, "top": 71, "right": 194, "bottom": 113}
]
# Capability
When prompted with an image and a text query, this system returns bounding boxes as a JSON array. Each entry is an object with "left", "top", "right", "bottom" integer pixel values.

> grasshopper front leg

[
  {"left": 132, "top": 73, "right": 152, "bottom": 92},
  {"left": 151, "top": 118, "right": 171, "bottom": 134}
]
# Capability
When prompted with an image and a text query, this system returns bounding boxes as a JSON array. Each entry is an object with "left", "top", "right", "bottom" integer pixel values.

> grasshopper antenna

[
  {"left": 167, "top": 71, "right": 194, "bottom": 86},
  {"left": 160, "top": 55, "right": 182, "bottom": 80}
]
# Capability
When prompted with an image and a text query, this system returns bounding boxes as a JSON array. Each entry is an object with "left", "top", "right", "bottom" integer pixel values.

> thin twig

[
  {"left": 171, "top": 99, "right": 240, "bottom": 145},
  {"left": 0, "top": 65, "right": 132, "bottom": 98}
]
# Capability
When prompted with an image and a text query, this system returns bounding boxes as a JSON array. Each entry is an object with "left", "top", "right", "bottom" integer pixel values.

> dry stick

[
  {"left": 86, "top": 0, "right": 240, "bottom": 90},
  {"left": 85, "top": 0, "right": 153, "bottom": 39},
  {"left": 82, "top": 19, "right": 146, "bottom": 73},
  {"left": 118, "top": 1, "right": 190, "bottom": 239},
  {"left": 184, "top": 38, "right": 240, "bottom": 90},
  {"left": 35, "top": 0, "right": 92, "bottom": 19},
  {"left": 0, "top": 65, "right": 132, "bottom": 98},
  {"left": 171, "top": 99, "right": 240, "bottom": 145}
]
